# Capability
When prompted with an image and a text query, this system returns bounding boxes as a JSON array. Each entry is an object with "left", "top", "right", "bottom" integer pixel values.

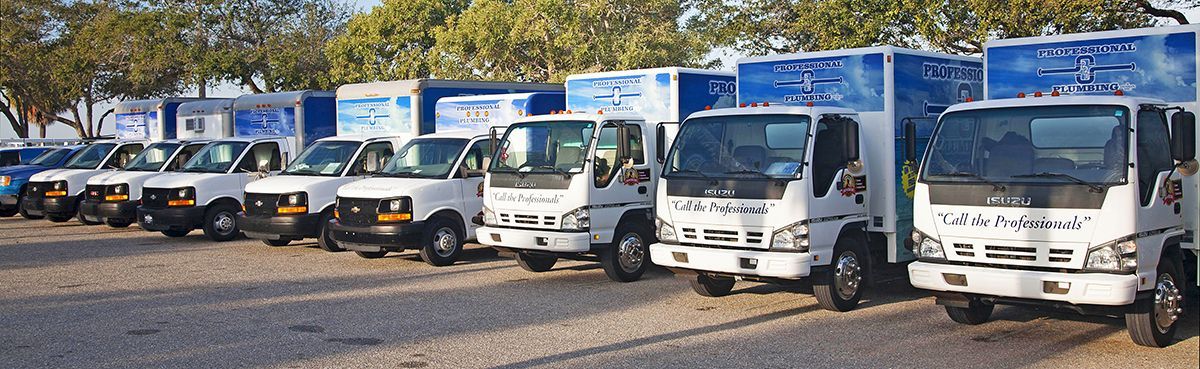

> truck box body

[
  {"left": 115, "top": 98, "right": 208, "bottom": 141},
  {"left": 176, "top": 99, "right": 236, "bottom": 140},
  {"left": 565, "top": 68, "right": 736, "bottom": 124},
  {"left": 737, "top": 46, "right": 983, "bottom": 261},
  {"left": 232, "top": 90, "right": 338, "bottom": 155},
  {"left": 334, "top": 80, "right": 563, "bottom": 140},
  {"left": 984, "top": 25, "right": 1199, "bottom": 256},
  {"left": 435, "top": 92, "right": 565, "bottom": 131}
]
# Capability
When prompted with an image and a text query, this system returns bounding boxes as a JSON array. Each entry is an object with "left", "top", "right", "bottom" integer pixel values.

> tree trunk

[
  {"left": 198, "top": 75, "right": 207, "bottom": 98},
  {"left": 0, "top": 95, "right": 27, "bottom": 138},
  {"left": 72, "top": 108, "right": 87, "bottom": 138}
]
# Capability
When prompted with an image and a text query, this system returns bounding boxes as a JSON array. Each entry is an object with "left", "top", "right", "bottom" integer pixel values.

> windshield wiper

[
  {"left": 723, "top": 169, "right": 770, "bottom": 178},
  {"left": 378, "top": 171, "right": 421, "bottom": 178},
  {"left": 1012, "top": 172, "right": 1104, "bottom": 192},
  {"left": 528, "top": 165, "right": 573, "bottom": 179},
  {"left": 669, "top": 165, "right": 711, "bottom": 180},
  {"left": 937, "top": 171, "right": 1006, "bottom": 191}
]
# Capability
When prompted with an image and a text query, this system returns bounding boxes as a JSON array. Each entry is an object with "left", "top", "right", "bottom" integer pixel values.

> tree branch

[{"left": 1133, "top": 0, "right": 1190, "bottom": 24}]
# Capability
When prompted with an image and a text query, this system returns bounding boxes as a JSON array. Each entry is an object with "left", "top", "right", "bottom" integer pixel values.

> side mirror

[
  {"left": 617, "top": 124, "right": 631, "bottom": 160},
  {"left": 482, "top": 156, "right": 492, "bottom": 172},
  {"left": 364, "top": 152, "right": 380, "bottom": 173},
  {"left": 656, "top": 123, "right": 667, "bottom": 164},
  {"left": 1171, "top": 111, "right": 1196, "bottom": 162},
  {"left": 904, "top": 120, "right": 917, "bottom": 162},
  {"left": 844, "top": 120, "right": 860, "bottom": 162}
]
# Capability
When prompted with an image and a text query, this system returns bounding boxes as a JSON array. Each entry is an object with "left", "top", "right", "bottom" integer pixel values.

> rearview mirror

[
  {"left": 904, "top": 120, "right": 917, "bottom": 162},
  {"left": 1171, "top": 111, "right": 1196, "bottom": 162},
  {"left": 844, "top": 120, "right": 860, "bottom": 163}
]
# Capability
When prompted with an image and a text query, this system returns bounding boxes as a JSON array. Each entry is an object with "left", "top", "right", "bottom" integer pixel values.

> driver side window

[
  {"left": 237, "top": 142, "right": 281, "bottom": 172},
  {"left": 811, "top": 117, "right": 852, "bottom": 197},
  {"left": 347, "top": 142, "right": 393, "bottom": 176},
  {"left": 459, "top": 139, "right": 492, "bottom": 177},
  {"left": 105, "top": 144, "right": 144, "bottom": 169},
  {"left": 593, "top": 124, "right": 643, "bottom": 188},
  {"left": 1136, "top": 109, "right": 1173, "bottom": 206}
]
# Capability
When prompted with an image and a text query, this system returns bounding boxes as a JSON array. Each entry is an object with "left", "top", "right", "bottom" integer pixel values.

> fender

[{"left": 204, "top": 195, "right": 242, "bottom": 208}]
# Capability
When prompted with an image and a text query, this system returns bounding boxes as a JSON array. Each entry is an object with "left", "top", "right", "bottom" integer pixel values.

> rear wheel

[
  {"left": 945, "top": 298, "right": 995, "bottom": 325},
  {"left": 690, "top": 274, "right": 736, "bottom": 297},
  {"left": 202, "top": 204, "right": 240, "bottom": 242},
  {"left": 1126, "top": 255, "right": 1184, "bottom": 347},
  {"left": 262, "top": 239, "right": 291, "bottom": 247},
  {"left": 418, "top": 217, "right": 463, "bottom": 267},
  {"left": 316, "top": 211, "right": 343, "bottom": 252},
  {"left": 161, "top": 229, "right": 190, "bottom": 237},
  {"left": 814, "top": 234, "right": 869, "bottom": 312},
  {"left": 516, "top": 252, "right": 557, "bottom": 272},
  {"left": 600, "top": 222, "right": 651, "bottom": 282},
  {"left": 355, "top": 250, "right": 388, "bottom": 259}
]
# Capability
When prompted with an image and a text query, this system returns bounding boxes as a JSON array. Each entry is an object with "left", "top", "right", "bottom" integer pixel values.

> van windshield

[
  {"left": 378, "top": 138, "right": 468, "bottom": 179},
  {"left": 180, "top": 141, "right": 249, "bottom": 173},
  {"left": 663, "top": 114, "right": 811, "bottom": 179},
  {"left": 63, "top": 143, "right": 117, "bottom": 169},
  {"left": 489, "top": 120, "right": 595, "bottom": 174},
  {"left": 922, "top": 105, "right": 1129, "bottom": 185},
  {"left": 29, "top": 148, "right": 70, "bottom": 167},
  {"left": 124, "top": 143, "right": 181, "bottom": 172},
  {"left": 283, "top": 141, "right": 361, "bottom": 176}
]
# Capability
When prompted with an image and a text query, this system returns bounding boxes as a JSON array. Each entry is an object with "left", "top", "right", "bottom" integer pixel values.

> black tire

[
  {"left": 161, "top": 229, "right": 190, "bottom": 237},
  {"left": 316, "top": 211, "right": 343, "bottom": 252},
  {"left": 516, "top": 252, "right": 557, "bottom": 272},
  {"left": 47, "top": 214, "right": 73, "bottom": 223},
  {"left": 77, "top": 200, "right": 101, "bottom": 226},
  {"left": 263, "top": 239, "right": 291, "bottom": 247},
  {"left": 0, "top": 207, "right": 18, "bottom": 217},
  {"left": 690, "top": 274, "right": 736, "bottom": 297},
  {"left": 202, "top": 204, "right": 240, "bottom": 242},
  {"left": 1126, "top": 255, "right": 1185, "bottom": 347},
  {"left": 355, "top": 250, "right": 388, "bottom": 259},
  {"left": 945, "top": 299, "right": 995, "bottom": 325},
  {"left": 18, "top": 194, "right": 43, "bottom": 220},
  {"left": 600, "top": 222, "right": 651, "bottom": 282},
  {"left": 814, "top": 233, "right": 869, "bottom": 312},
  {"left": 418, "top": 217, "right": 464, "bottom": 267},
  {"left": 106, "top": 220, "right": 131, "bottom": 228}
]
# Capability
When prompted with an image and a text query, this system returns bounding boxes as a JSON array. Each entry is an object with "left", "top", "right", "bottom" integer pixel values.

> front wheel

[
  {"left": 18, "top": 195, "right": 43, "bottom": 220},
  {"left": 418, "top": 217, "right": 463, "bottom": 267},
  {"left": 316, "top": 212, "right": 343, "bottom": 252},
  {"left": 814, "top": 234, "right": 869, "bottom": 312},
  {"left": 0, "top": 207, "right": 18, "bottom": 217},
  {"left": 262, "top": 239, "right": 290, "bottom": 247},
  {"left": 1126, "top": 255, "right": 1185, "bottom": 347},
  {"left": 106, "top": 220, "right": 131, "bottom": 228},
  {"left": 690, "top": 274, "right": 735, "bottom": 297},
  {"left": 47, "top": 214, "right": 73, "bottom": 223},
  {"left": 516, "top": 252, "right": 556, "bottom": 272},
  {"left": 161, "top": 229, "right": 190, "bottom": 237},
  {"left": 202, "top": 204, "right": 240, "bottom": 242},
  {"left": 945, "top": 299, "right": 995, "bottom": 325},
  {"left": 355, "top": 250, "right": 388, "bottom": 259},
  {"left": 77, "top": 200, "right": 101, "bottom": 225},
  {"left": 600, "top": 222, "right": 651, "bottom": 282}
]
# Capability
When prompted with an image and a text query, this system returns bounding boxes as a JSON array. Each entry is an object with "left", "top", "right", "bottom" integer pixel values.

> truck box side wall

[
  {"left": 301, "top": 96, "right": 337, "bottom": 148},
  {"left": 420, "top": 87, "right": 551, "bottom": 135},
  {"left": 162, "top": 103, "right": 180, "bottom": 140},
  {"left": 529, "top": 93, "right": 566, "bottom": 116},
  {"left": 234, "top": 106, "right": 297, "bottom": 140},
  {"left": 985, "top": 28, "right": 1199, "bottom": 250},
  {"left": 892, "top": 52, "right": 984, "bottom": 260},
  {"left": 337, "top": 96, "right": 414, "bottom": 137},
  {"left": 566, "top": 72, "right": 675, "bottom": 122},
  {"left": 677, "top": 72, "right": 738, "bottom": 121},
  {"left": 435, "top": 94, "right": 567, "bottom": 131}
]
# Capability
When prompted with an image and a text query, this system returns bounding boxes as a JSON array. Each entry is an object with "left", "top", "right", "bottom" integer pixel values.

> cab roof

[
  {"left": 944, "top": 95, "right": 1167, "bottom": 115},
  {"left": 687, "top": 105, "right": 858, "bottom": 120}
]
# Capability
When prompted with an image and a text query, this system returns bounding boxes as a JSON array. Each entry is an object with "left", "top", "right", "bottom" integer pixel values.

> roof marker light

[
  {"left": 596, "top": 110, "right": 603, "bottom": 114},
  {"left": 1114, "top": 90, "right": 1124, "bottom": 96},
  {"left": 1034, "top": 91, "right": 1043, "bottom": 98},
  {"left": 739, "top": 103, "right": 747, "bottom": 108},
  {"left": 762, "top": 102, "right": 769, "bottom": 107},
  {"left": 1017, "top": 92, "right": 1026, "bottom": 98},
  {"left": 750, "top": 102, "right": 758, "bottom": 107},
  {"left": 806, "top": 101, "right": 814, "bottom": 107},
  {"left": 704, "top": 105, "right": 712, "bottom": 110},
  {"left": 965, "top": 97, "right": 974, "bottom": 102}
]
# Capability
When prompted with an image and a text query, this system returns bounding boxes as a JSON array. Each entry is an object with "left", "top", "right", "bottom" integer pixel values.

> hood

[
  {"left": 337, "top": 177, "right": 445, "bottom": 199},
  {"left": 33, "top": 168, "right": 111, "bottom": 189},
  {"left": 245, "top": 175, "right": 347, "bottom": 195},
  {"left": 89, "top": 170, "right": 163, "bottom": 186},
  {"left": 144, "top": 172, "right": 230, "bottom": 190},
  {"left": 0, "top": 165, "right": 53, "bottom": 178}
]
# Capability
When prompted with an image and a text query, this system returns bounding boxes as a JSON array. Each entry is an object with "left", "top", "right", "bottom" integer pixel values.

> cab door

[
  {"left": 589, "top": 121, "right": 652, "bottom": 242},
  {"left": 806, "top": 114, "right": 866, "bottom": 246},
  {"left": 455, "top": 138, "right": 492, "bottom": 238},
  {"left": 235, "top": 141, "right": 283, "bottom": 189}
]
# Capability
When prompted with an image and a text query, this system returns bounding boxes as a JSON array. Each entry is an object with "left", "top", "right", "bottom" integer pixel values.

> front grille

[
  {"left": 337, "top": 197, "right": 378, "bottom": 227},
  {"left": 497, "top": 212, "right": 556, "bottom": 228},
  {"left": 86, "top": 185, "right": 106, "bottom": 201},
  {"left": 244, "top": 193, "right": 279, "bottom": 217},
  {"left": 679, "top": 227, "right": 765, "bottom": 245},
  {"left": 950, "top": 242, "right": 1077, "bottom": 265},
  {"left": 25, "top": 181, "right": 49, "bottom": 201},
  {"left": 141, "top": 188, "right": 171, "bottom": 209}
]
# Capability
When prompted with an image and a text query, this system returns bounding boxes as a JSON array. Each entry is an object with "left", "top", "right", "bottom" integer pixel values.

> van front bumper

[
  {"left": 79, "top": 200, "right": 138, "bottom": 222},
  {"left": 19, "top": 196, "right": 44, "bottom": 216},
  {"left": 908, "top": 261, "right": 1139, "bottom": 306},
  {"left": 477, "top": 226, "right": 592, "bottom": 253},
  {"left": 649, "top": 243, "right": 811, "bottom": 279},
  {"left": 239, "top": 213, "right": 323, "bottom": 240},
  {"left": 137, "top": 206, "right": 206, "bottom": 232},
  {"left": 328, "top": 219, "right": 425, "bottom": 252},
  {"left": 42, "top": 195, "right": 78, "bottom": 217}
]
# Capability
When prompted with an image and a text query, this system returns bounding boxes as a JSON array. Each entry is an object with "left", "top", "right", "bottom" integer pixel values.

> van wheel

[
  {"left": 516, "top": 252, "right": 556, "bottom": 272},
  {"left": 814, "top": 234, "right": 868, "bottom": 312},
  {"left": 47, "top": 214, "right": 73, "bottom": 223},
  {"left": 202, "top": 204, "right": 240, "bottom": 242},
  {"left": 419, "top": 217, "right": 463, "bottom": 267},
  {"left": 1126, "top": 255, "right": 1184, "bottom": 347},
  {"left": 18, "top": 194, "right": 43, "bottom": 220},
  {"left": 355, "top": 250, "right": 388, "bottom": 259},
  {"left": 161, "top": 229, "right": 190, "bottom": 237},
  {"left": 106, "top": 220, "right": 131, "bottom": 228},
  {"left": 77, "top": 200, "right": 101, "bottom": 225},
  {"left": 601, "top": 222, "right": 651, "bottom": 282},
  {"left": 690, "top": 274, "right": 735, "bottom": 297},
  {"left": 0, "top": 207, "right": 17, "bottom": 217},
  {"left": 945, "top": 298, "right": 995, "bottom": 325},
  {"left": 263, "top": 239, "right": 290, "bottom": 247},
  {"left": 316, "top": 211, "right": 343, "bottom": 252}
]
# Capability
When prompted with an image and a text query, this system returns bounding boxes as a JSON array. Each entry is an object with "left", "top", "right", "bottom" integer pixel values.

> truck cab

[
  {"left": 1, "top": 146, "right": 83, "bottom": 218},
  {"left": 80, "top": 138, "right": 212, "bottom": 228},
  {"left": 25, "top": 139, "right": 147, "bottom": 223}
]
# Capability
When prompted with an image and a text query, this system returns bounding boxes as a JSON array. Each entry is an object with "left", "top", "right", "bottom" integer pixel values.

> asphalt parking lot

[{"left": 0, "top": 217, "right": 1197, "bottom": 368}]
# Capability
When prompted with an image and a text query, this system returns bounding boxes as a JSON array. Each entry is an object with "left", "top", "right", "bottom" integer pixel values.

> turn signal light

[
  {"left": 333, "top": 209, "right": 340, "bottom": 219},
  {"left": 105, "top": 194, "right": 129, "bottom": 202},
  {"left": 277, "top": 206, "right": 307, "bottom": 214},
  {"left": 377, "top": 213, "right": 412, "bottom": 223},
  {"left": 168, "top": 199, "right": 195, "bottom": 207},
  {"left": 45, "top": 191, "right": 67, "bottom": 197}
]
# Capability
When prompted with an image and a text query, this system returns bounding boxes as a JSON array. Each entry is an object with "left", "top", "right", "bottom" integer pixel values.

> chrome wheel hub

[
  {"left": 834, "top": 252, "right": 862, "bottom": 300},
  {"left": 617, "top": 233, "right": 644, "bottom": 273},
  {"left": 1153, "top": 273, "right": 1183, "bottom": 333},
  {"left": 214, "top": 212, "right": 234, "bottom": 234},
  {"left": 433, "top": 227, "right": 456, "bottom": 257}
]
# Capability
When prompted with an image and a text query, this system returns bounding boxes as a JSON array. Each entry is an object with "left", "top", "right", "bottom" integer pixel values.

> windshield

[
  {"left": 124, "top": 143, "right": 181, "bottom": 172},
  {"left": 180, "top": 141, "right": 249, "bottom": 173},
  {"left": 379, "top": 138, "right": 468, "bottom": 178},
  {"left": 63, "top": 143, "right": 117, "bottom": 169},
  {"left": 283, "top": 141, "right": 362, "bottom": 176},
  {"left": 489, "top": 120, "right": 596, "bottom": 174},
  {"left": 922, "top": 105, "right": 1129, "bottom": 185},
  {"left": 664, "top": 114, "right": 811, "bottom": 179},
  {"left": 29, "top": 148, "right": 70, "bottom": 166}
]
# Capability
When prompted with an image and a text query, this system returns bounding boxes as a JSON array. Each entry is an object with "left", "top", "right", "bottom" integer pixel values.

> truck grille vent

[
  {"left": 498, "top": 212, "right": 555, "bottom": 227},
  {"left": 244, "top": 193, "right": 280, "bottom": 217},
  {"left": 680, "top": 227, "right": 763, "bottom": 245},
  {"left": 141, "top": 188, "right": 171, "bottom": 209},
  {"left": 953, "top": 243, "right": 1076, "bottom": 265},
  {"left": 336, "top": 197, "right": 378, "bottom": 227}
]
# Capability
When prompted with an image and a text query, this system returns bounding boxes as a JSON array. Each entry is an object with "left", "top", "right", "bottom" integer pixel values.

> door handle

[{"left": 638, "top": 186, "right": 647, "bottom": 194}]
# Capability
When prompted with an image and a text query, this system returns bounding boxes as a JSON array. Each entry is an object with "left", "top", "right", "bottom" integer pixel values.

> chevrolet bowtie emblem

[
  {"left": 255, "top": 200, "right": 263, "bottom": 207},
  {"left": 351, "top": 206, "right": 360, "bottom": 213},
  {"left": 150, "top": 195, "right": 157, "bottom": 200}
]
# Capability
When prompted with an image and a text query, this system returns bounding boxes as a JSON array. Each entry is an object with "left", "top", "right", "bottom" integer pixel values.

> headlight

[
  {"left": 482, "top": 206, "right": 497, "bottom": 226},
  {"left": 560, "top": 207, "right": 590, "bottom": 231},
  {"left": 1084, "top": 237, "right": 1137, "bottom": 273},
  {"left": 1, "top": 176, "right": 10, "bottom": 186},
  {"left": 770, "top": 221, "right": 810, "bottom": 252},
  {"left": 168, "top": 187, "right": 196, "bottom": 207},
  {"left": 105, "top": 184, "right": 129, "bottom": 202},
  {"left": 912, "top": 229, "right": 945, "bottom": 260},
  {"left": 376, "top": 197, "right": 412, "bottom": 223},
  {"left": 656, "top": 217, "right": 677, "bottom": 243},
  {"left": 46, "top": 181, "right": 68, "bottom": 196},
  {"left": 277, "top": 192, "right": 308, "bottom": 214},
  {"left": 53, "top": 181, "right": 65, "bottom": 190}
]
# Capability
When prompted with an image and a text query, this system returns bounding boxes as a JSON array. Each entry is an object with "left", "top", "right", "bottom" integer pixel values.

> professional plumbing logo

[
  {"left": 1035, "top": 42, "right": 1138, "bottom": 94},
  {"left": 453, "top": 103, "right": 501, "bottom": 125},
  {"left": 591, "top": 77, "right": 643, "bottom": 112},
  {"left": 922, "top": 63, "right": 984, "bottom": 82},
  {"left": 353, "top": 101, "right": 392, "bottom": 132},
  {"left": 247, "top": 108, "right": 284, "bottom": 135},
  {"left": 771, "top": 60, "right": 845, "bottom": 103},
  {"left": 708, "top": 80, "right": 736, "bottom": 96}
]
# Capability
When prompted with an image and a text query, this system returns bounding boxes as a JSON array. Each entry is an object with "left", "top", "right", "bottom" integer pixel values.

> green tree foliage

[
  {"left": 430, "top": 0, "right": 714, "bottom": 82},
  {"left": 325, "top": 0, "right": 469, "bottom": 84}
]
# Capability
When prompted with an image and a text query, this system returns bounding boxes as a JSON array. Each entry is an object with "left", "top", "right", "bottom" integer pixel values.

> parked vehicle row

[{"left": 3, "top": 25, "right": 1198, "bottom": 348}]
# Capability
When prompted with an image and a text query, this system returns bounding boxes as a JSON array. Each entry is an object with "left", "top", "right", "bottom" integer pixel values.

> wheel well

[
  {"left": 618, "top": 208, "right": 653, "bottom": 229},
  {"left": 319, "top": 204, "right": 335, "bottom": 216},
  {"left": 1161, "top": 237, "right": 1183, "bottom": 264},
  {"left": 208, "top": 197, "right": 241, "bottom": 212},
  {"left": 837, "top": 221, "right": 872, "bottom": 265},
  {"left": 430, "top": 209, "right": 465, "bottom": 232}
]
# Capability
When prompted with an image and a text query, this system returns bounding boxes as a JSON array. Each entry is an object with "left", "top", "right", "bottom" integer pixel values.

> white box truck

[
  {"left": 239, "top": 81, "right": 561, "bottom": 251},
  {"left": 908, "top": 25, "right": 1199, "bottom": 347},
  {"left": 137, "top": 91, "right": 337, "bottom": 241},
  {"left": 329, "top": 92, "right": 564, "bottom": 265},
  {"left": 650, "top": 47, "right": 983, "bottom": 311},
  {"left": 79, "top": 99, "right": 235, "bottom": 228},
  {"left": 477, "top": 68, "right": 737, "bottom": 282}
]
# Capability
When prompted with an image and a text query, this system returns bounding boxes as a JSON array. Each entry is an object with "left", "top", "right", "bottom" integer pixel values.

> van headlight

[
  {"left": 1, "top": 176, "right": 10, "bottom": 187},
  {"left": 912, "top": 229, "right": 945, "bottom": 260},
  {"left": 276, "top": 192, "right": 308, "bottom": 214},
  {"left": 482, "top": 206, "right": 497, "bottom": 226},
  {"left": 1084, "top": 237, "right": 1137, "bottom": 273},
  {"left": 376, "top": 197, "right": 413, "bottom": 223},
  {"left": 771, "top": 221, "right": 809, "bottom": 252},
  {"left": 656, "top": 217, "right": 677, "bottom": 243},
  {"left": 560, "top": 207, "right": 590, "bottom": 231},
  {"left": 105, "top": 184, "right": 129, "bottom": 202}
]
